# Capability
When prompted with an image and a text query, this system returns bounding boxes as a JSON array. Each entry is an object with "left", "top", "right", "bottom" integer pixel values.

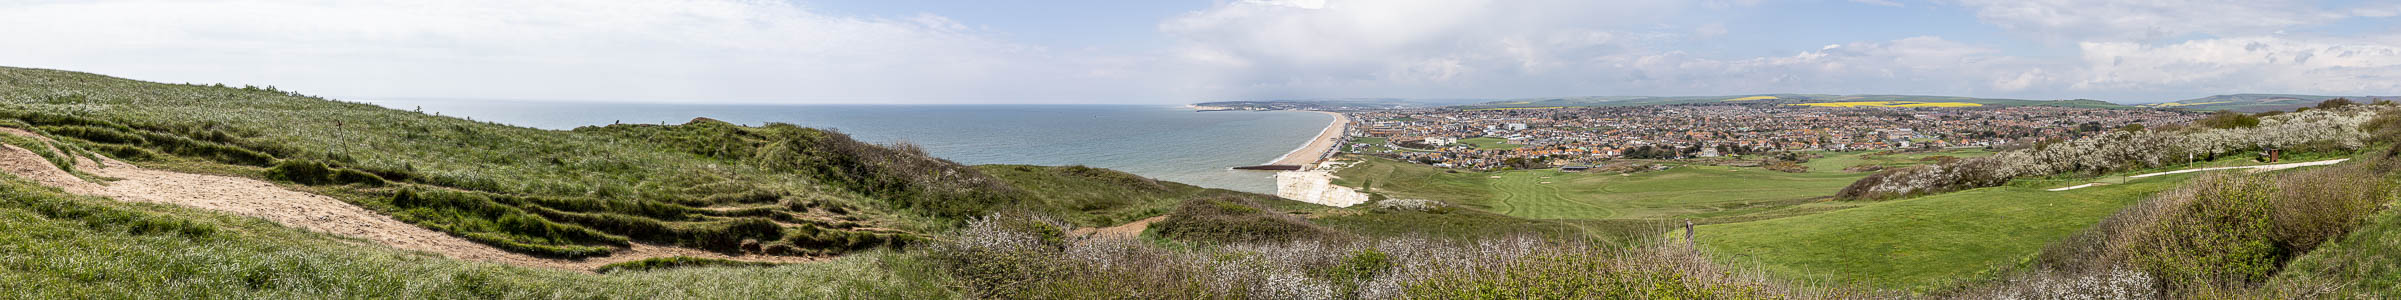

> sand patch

[{"left": 1072, "top": 216, "right": 1166, "bottom": 240}]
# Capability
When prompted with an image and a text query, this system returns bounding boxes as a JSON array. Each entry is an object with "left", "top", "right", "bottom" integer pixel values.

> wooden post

[{"left": 1684, "top": 220, "right": 1696, "bottom": 246}]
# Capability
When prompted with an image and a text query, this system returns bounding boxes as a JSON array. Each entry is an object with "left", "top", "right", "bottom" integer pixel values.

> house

[{"left": 1423, "top": 137, "right": 1457, "bottom": 146}]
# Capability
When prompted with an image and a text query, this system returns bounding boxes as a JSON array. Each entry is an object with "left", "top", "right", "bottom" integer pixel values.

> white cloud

[
  {"left": 0, "top": 0, "right": 1151, "bottom": 103},
  {"left": 1159, "top": 0, "right": 1690, "bottom": 98},
  {"left": 1850, "top": 0, "right": 1905, "bottom": 7},
  {"left": 1157, "top": 0, "right": 2084, "bottom": 99},
  {"left": 1951, "top": 0, "right": 2360, "bottom": 42},
  {"left": 2073, "top": 35, "right": 2401, "bottom": 94}
]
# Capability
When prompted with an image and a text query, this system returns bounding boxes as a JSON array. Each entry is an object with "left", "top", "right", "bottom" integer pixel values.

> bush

[
  {"left": 264, "top": 160, "right": 336, "bottom": 185},
  {"left": 266, "top": 160, "right": 387, "bottom": 186},
  {"left": 2029, "top": 161, "right": 2394, "bottom": 297},
  {"left": 2199, "top": 110, "right": 2261, "bottom": 129},
  {"left": 592, "top": 256, "right": 780, "bottom": 273},
  {"left": 1151, "top": 196, "right": 1342, "bottom": 244}
]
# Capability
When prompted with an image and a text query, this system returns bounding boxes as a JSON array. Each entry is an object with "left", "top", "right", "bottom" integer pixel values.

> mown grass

[
  {"left": 1455, "top": 137, "right": 1522, "bottom": 150},
  {"left": 1694, "top": 170, "right": 2205, "bottom": 291},
  {"left": 0, "top": 174, "right": 959, "bottom": 299}
]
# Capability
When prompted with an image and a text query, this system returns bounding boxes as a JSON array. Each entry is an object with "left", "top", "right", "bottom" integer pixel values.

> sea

[{"left": 360, "top": 99, "right": 1332, "bottom": 194}]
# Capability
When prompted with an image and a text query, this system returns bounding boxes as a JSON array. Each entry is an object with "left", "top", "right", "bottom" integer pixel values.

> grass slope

[
  {"left": 0, "top": 65, "right": 1221, "bottom": 259},
  {"left": 1696, "top": 173, "right": 2197, "bottom": 290},
  {"left": 976, "top": 164, "right": 1281, "bottom": 226},
  {"left": 0, "top": 174, "right": 958, "bottom": 299}
]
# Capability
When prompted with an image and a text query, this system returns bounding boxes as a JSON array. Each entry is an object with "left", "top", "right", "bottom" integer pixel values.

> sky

[{"left": 2, "top": 0, "right": 2398, "bottom": 104}]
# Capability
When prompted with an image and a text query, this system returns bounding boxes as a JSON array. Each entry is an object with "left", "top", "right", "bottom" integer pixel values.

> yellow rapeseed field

[{"left": 1792, "top": 101, "right": 1983, "bottom": 108}]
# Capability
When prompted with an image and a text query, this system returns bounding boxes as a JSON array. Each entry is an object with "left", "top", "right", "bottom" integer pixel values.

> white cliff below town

[{"left": 1275, "top": 168, "right": 1370, "bottom": 207}]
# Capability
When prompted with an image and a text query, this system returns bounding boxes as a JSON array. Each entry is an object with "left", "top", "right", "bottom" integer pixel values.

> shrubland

[
  {"left": 1973, "top": 144, "right": 2401, "bottom": 298},
  {"left": 925, "top": 211, "right": 1844, "bottom": 299},
  {"left": 1839, "top": 105, "right": 2377, "bottom": 201}
]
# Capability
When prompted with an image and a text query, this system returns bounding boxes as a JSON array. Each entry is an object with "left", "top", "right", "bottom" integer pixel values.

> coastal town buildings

[{"left": 1340, "top": 103, "right": 2203, "bottom": 170}]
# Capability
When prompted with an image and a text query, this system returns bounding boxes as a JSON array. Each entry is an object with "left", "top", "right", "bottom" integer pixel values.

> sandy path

[
  {"left": 1071, "top": 216, "right": 1165, "bottom": 240},
  {"left": 1267, "top": 111, "right": 1349, "bottom": 168},
  {"left": 0, "top": 134, "right": 817, "bottom": 271},
  {"left": 2047, "top": 159, "right": 2350, "bottom": 191}
]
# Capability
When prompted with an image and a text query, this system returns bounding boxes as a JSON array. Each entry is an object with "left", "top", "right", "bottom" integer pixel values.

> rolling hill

[{"left": 2139, "top": 94, "right": 2401, "bottom": 113}]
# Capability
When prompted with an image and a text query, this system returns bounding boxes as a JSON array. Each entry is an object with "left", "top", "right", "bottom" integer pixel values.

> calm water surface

[{"left": 363, "top": 99, "right": 1330, "bottom": 194}]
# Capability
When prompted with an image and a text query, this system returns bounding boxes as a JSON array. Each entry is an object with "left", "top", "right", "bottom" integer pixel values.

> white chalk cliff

[{"left": 1275, "top": 169, "right": 1370, "bottom": 207}]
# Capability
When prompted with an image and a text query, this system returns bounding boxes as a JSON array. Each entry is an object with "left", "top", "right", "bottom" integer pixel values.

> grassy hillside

[
  {"left": 0, "top": 66, "right": 1210, "bottom": 259},
  {"left": 0, "top": 174, "right": 959, "bottom": 298},
  {"left": 974, "top": 164, "right": 1282, "bottom": 226}
]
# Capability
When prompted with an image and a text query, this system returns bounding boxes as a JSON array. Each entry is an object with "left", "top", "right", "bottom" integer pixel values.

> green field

[
  {"left": 1325, "top": 149, "right": 2358, "bottom": 292},
  {"left": 1455, "top": 137, "right": 1522, "bottom": 150},
  {"left": 1694, "top": 173, "right": 2199, "bottom": 290}
]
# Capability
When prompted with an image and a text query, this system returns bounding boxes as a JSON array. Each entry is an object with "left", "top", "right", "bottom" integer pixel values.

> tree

[
  {"left": 2316, "top": 98, "right": 2356, "bottom": 110},
  {"left": 2199, "top": 110, "right": 2260, "bottom": 129}
]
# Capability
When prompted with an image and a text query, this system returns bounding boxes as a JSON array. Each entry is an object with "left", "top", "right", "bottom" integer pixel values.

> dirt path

[
  {"left": 0, "top": 134, "right": 817, "bottom": 271},
  {"left": 1072, "top": 216, "right": 1165, "bottom": 240},
  {"left": 2047, "top": 159, "right": 2350, "bottom": 191}
]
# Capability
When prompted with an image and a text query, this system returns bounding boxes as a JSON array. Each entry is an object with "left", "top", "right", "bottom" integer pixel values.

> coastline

[{"left": 1265, "top": 111, "right": 1348, "bottom": 167}]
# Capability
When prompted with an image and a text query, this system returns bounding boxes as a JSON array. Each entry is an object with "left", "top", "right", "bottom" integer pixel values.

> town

[{"left": 1338, "top": 103, "right": 2204, "bottom": 170}]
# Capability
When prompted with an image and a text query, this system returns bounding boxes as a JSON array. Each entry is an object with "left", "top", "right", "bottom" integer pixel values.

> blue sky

[{"left": 2, "top": 0, "right": 2397, "bottom": 104}]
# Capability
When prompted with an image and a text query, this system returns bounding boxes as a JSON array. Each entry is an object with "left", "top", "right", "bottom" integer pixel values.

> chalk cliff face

[{"left": 1275, "top": 170, "right": 1369, "bottom": 207}]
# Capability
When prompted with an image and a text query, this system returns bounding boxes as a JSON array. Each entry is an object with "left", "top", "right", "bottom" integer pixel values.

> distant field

[
  {"left": 1455, "top": 137, "right": 1523, "bottom": 150},
  {"left": 1793, "top": 101, "right": 1983, "bottom": 108},
  {"left": 1724, "top": 96, "right": 1779, "bottom": 101}
]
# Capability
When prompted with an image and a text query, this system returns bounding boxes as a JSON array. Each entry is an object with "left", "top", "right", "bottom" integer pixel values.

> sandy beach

[{"left": 1267, "top": 111, "right": 1349, "bottom": 167}]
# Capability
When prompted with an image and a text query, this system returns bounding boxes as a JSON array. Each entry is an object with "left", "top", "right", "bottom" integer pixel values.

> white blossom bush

[
  {"left": 1839, "top": 107, "right": 2379, "bottom": 200},
  {"left": 928, "top": 212, "right": 1822, "bottom": 298}
]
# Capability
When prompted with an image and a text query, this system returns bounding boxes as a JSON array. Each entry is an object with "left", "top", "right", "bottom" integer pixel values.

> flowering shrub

[
  {"left": 930, "top": 212, "right": 1825, "bottom": 299},
  {"left": 1840, "top": 108, "right": 2377, "bottom": 201}
]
